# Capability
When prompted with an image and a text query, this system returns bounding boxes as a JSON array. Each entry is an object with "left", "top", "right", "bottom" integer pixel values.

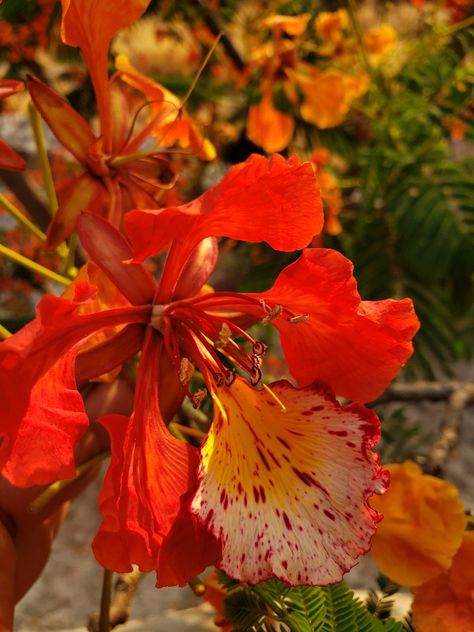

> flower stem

[
  {"left": 99, "top": 568, "right": 113, "bottom": 632},
  {"left": 181, "top": 32, "right": 222, "bottom": 110},
  {"left": 28, "top": 102, "right": 59, "bottom": 217},
  {"left": 0, "top": 192, "right": 47, "bottom": 242},
  {"left": 0, "top": 243, "right": 71, "bottom": 286}
]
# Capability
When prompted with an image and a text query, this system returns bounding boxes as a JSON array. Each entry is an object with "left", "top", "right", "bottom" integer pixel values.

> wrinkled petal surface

[
  {"left": 191, "top": 378, "right": 387, "bottom": 585},
  {"left": 126, "top": 154, "right": 323, "bottom": 301},
  {"left": 370, "top": 461, "right": 466, "bottom": 586},
  {"left": 0, "top": 287, "right": 150, "bottom": 486},
  {"left": 255, "top": 248, "right": 419, "bottom": 402},
  {"left": 92, "top": 333, "right": 218, "bottom": 586}
]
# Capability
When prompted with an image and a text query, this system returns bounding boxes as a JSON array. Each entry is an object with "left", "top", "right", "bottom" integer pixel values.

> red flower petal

[
  {"left": 27, "top": 75, "right": 95, "bottom": 166},
  {"left": 0, "top": 139, "right": 25, "bottom": 171},
  {"left": 92, "top": 333, "right": 218, "bottom": 585},
  {"left": 1, "top": 347, "right": 88, "bottom": 486},
  {"left": 0, "top": 291, "right": 150, "bottom": 486},
  {"left": 191, "top": 378, "right": 388, "bottom": 585},
  {"left": 46, "top": 172, "right": 103, "bottom": 249},
  {"left": 125, "top": 154, "right": 323, "bottom": 301},
  {"left": 256, "top": 248, "right": 419, "bottom": 402},
  {"left": 77, "top": 212, "right": 157, "bottom": 306},
  {"left": 60, "top": 0, "right": 151, "bottom": 145}
]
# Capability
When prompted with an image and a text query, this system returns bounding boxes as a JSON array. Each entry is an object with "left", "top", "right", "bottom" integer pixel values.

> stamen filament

[{"left": 28, "top": 102, "right": 59, "bottom": 217}]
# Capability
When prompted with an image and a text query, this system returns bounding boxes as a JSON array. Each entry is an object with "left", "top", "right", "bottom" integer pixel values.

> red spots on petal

[
  {"left": 260, "top": 486, "right": 266, "bottom": 503},
  {"left": 311, "top": 405, "right": 324, "bottom": 412},
  {"left": 282, "top": 560, "right": 288, "bottom": 569},
  {"left": 277, "top": 436, "right": 291, "bottom": 450},
  {"left": 256, "top": 446, "right": 271, "bottom": 471},
  {"left": 283, "top": 512, "right": 292, "bottom": 530},
  {"left": 346, "top": 441, "right": 356, "bottom": 448},
  {"left": 253, "top": 486, "right": 260, "bottom": 503},
  {"left": 328, "top": 430, "right": 348, "bottom": 437},
  {"left": 301, "top": 410, "right": 313, "bottom": 416},
  {"left": 324, "top": 509, "right": 336, "bottom": 521}
]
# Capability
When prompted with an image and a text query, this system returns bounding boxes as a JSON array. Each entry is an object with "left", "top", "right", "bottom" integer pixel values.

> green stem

[
  {"left": 0, "top": 324, "right": 12, "bottom": 339},
  {"left": 0, "top": 243, "right": 71, "bottom": 286},
  {"left": 181, "top": 32, "right": 222, "bottom": 110},
  {"left": 0, "top": 192, "right": 47, "bottom": 242},
  {"left": 99, "top": 568, "right": 113, "bottom": 632},
  {"left": 28, "top": 102, "right": 59, "bottom": 217}
]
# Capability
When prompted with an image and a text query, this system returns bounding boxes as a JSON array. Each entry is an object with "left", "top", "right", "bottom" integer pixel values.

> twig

[
  {"left": 88, "top": 568, "right": 144, "bottom": 632},
  {"left": 426, "top": 384, "right": 474, "bottom": 475},
  {"left": 371, "top": 381, "right": 474, "bottom": 405},
  {"left": 195, "top": 0, "right": 246, "bottom": 71},
  {"left": 373, "top": 381, "right": 474, "bottom": 476}
]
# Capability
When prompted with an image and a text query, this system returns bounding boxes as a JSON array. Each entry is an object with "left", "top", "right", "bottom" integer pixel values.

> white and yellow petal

[{"left": 191, "top": 378, "right": 388, "bottom": 585}]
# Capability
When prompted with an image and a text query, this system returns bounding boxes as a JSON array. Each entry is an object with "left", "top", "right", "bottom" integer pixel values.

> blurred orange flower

[
  {"left": 364, "top": 25, "right": 396, "bottom": 58},
  {"left": 314, "top": 9, "right": 348, "bottom": 43},
  {"left": 311, "top": 148, "right": 342, "bottom": 235},
  {"left": 412, "top": 532, "right": 474, "bottom": 632},
  {"left": 296, "top": 67, "right": 369, "bottom": 129},
  {"left": 370, "top": 460, "right": 466, "bottom": 586}
]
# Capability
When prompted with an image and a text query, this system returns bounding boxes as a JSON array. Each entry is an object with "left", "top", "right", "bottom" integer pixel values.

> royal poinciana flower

[
  {"left": 0, "top": 80, "right": 26, "bottom": 171},
  {"left": 0, "top": 155, "right": 419, "bottom": 586},
  {"left": 27, "top": 0, "right": 214, "bottom": 249}
]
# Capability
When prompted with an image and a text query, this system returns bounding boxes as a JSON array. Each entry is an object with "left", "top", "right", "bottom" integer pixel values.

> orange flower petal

[
  {"left": 46, "top": 172, "right": 103, "bottom": 249},
  {"left": 412, "top": 533, "right": 474, "bottom": 632},
  {"left": 370, "top": 461, "right": 467, "bottom": 586},
  {"left": 27, "top": 75, "right": 95, "bottom": 166},
  {"left": 255, "top": 248, "right": 419, "bottom": 402},
  {"left": 0, "top": 139, "right": 25, "bottom": 171},
  {"left": 297, "top": 69, "right": 369, "bottom": 129},
  {"left": 191, "top": 378, "right": 388, "bottom": 585},
  {"left": 247, "top": 90, "right": 294, "bottom": 153},
  {"left": 260, "top": 13, "right": 311, "bottom": 36},
  {"left": 92, "top": 333, "right": 218, "bottom": 585},
  {"left": 126, "top": 154, "right": 322, "bottom": 277},
  {"left": 60, "top": 0, "right": 151, "bottom": 143}
]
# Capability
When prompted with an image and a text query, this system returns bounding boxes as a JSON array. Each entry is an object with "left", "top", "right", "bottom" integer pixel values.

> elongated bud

[{"left": 173, "top": 237, "right": 218, "bottom": 300}]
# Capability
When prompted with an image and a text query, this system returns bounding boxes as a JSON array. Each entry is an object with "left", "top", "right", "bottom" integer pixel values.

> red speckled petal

[{"left": 191, "top": 378, "right": 388, "bottom": 586}]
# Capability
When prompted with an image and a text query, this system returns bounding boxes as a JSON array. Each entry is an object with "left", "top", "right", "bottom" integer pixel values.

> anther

[
  {"left": 179, "top": 357, "right": 195, "bottom": 387},
  {"left": 192, "top": 388, "right": 208, "bottom": 409},
  {"left": 224, "top": 368, "right": 236, "bottom": 386},
  {"left": 288, "top": 314, "right": 310, "bottom": 324},
  {"left": 215, "top": 322, "right": 232, "bottom": 350},
  {"left": 252, "top": 354, "right": 263, "bottom": 369},
  {"left": 253, "top": 341, "right": 268, "bottom": 356},
  {"left": 250, "top": 365, "right": 262, "bottom": 386},
  {"left": 259, "top": 299, "right": 283, "bottom": 325}
]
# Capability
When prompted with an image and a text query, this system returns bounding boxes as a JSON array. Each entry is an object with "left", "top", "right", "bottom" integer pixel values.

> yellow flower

[
  {"left": 370, "top": 461, "right": 466, "bottom": 586},
  {"left": 314, "top": 10, "right": 349, "bottom": 43},
  {"left": 295, "top": 67, "right": 369, "bottom": 129},
  {"left": 412, "top": 532, "right": 474, "bottom": 632},
  {"left": 364, "top": 25, "right": 396, "bottom": 59}
]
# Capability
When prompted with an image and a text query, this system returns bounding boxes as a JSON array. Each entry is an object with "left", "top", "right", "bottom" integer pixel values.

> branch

[
  {"left": 371, "top": 381, "right": 474, "bottom": 404},
  {"left": 425, "top": 384, "right": 474, "bottom": 476},
  {"left": 372, "top": 381, "right": 474, "bottom": 476},
  {"left": 88, "top": 567, "right": 144, "bottom": 632},
  {"left": 196, "top": 0, "right": 246, "bottom": 71}
]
